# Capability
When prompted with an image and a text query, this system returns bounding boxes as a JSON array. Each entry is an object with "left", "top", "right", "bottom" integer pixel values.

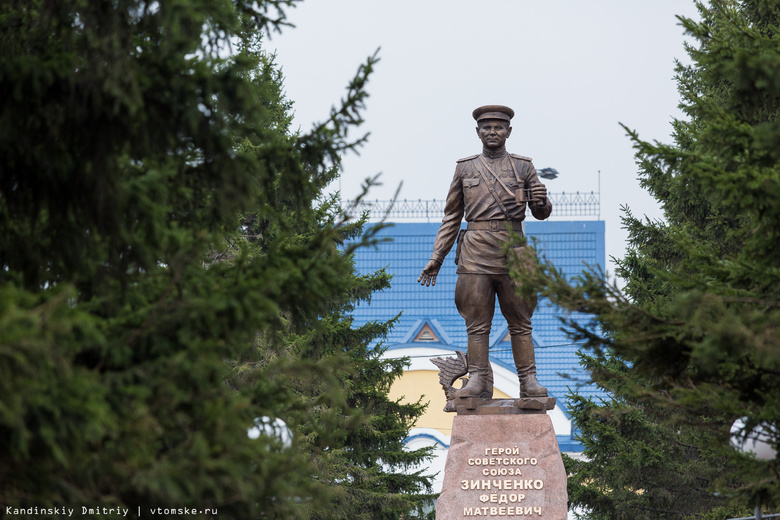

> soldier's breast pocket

[{"left": 463, "top": 177, "right": 480, "bottom": 189}]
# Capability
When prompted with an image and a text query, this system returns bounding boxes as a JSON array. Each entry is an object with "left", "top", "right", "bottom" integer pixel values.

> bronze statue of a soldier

[{"left": 419, "top": 105, "right": 551, "bottom": 401}]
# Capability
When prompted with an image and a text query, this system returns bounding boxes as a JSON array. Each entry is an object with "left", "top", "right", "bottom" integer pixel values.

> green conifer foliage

[
  {"left": 225, "top": 41, "right": 436, "bottom": 520},
  {"left": 0, "top": 1, "right": 433, "bottom": 518},
  {"left": 511, "top": 0, "right": 780, "bottom": 517}
]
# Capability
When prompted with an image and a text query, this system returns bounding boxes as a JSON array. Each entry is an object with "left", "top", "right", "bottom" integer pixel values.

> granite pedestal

[{"left": 436, "top": 399, "right": 567, "bottom": 519}]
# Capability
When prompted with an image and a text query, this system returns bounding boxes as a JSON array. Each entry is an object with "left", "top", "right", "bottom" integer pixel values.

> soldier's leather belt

[{"left": 467, "top": 220, "right": 524, "bottom": 233}]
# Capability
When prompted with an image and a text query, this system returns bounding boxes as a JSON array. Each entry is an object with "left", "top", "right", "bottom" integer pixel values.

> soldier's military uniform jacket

[{"left": 430, "top": 149, "right": 552, "bottom": 274}]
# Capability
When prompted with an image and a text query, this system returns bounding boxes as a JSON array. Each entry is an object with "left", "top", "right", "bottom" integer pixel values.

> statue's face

[{"left": 476, "top": 119, "right": 512, "bottom": 149}]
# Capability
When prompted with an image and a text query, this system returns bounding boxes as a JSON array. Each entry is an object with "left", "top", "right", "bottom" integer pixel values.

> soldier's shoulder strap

[
  {"left": 509, "top": 153, "right": 532, "bottom": 162},
  {"left": 456, "top": 154, "right": 480, "bottom": 163}
]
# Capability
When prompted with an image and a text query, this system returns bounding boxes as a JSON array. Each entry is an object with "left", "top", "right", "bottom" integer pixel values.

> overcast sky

[{"left": 267, "top": 0, "right": 701, "bottom": 279}]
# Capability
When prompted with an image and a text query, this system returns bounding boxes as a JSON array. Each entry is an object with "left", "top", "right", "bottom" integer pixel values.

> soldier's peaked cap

[{"left": 472, "top": 105, "right": 514, "bottom": 123}]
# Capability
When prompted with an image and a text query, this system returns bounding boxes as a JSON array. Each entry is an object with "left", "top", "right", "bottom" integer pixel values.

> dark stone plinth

[
  {"left": 436, "top": 414, "right": 567, "bottom": 520},
  {"left": 455, "top": 397, "right": 556, "bottom": 415}
]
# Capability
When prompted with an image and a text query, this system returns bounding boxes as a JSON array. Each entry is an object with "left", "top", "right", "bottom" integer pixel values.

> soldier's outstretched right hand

[{"left": 418, "top": 259, "right": 442, "bottom": 287}]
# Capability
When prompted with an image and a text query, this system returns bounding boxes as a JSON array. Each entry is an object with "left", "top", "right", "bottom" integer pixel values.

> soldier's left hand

[{"left": 531, "top": 184, "right": 547, "bottom": 206}]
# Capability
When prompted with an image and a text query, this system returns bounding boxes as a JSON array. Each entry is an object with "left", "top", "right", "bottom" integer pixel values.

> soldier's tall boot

[
  {"left": 456, "top": 335, "right": 493, "bottom": 399},
  {"left": 511, "top": 334, "right": 548, "bottom": 398}
]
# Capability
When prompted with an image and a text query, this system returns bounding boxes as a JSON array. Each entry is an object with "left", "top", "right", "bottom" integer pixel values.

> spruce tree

[
  {"left": 0, "top": 1, "right": 435, "bottom": 518},
  {"left": 286, "top": 240, "right": 437, "bottom": 520},
  {"left": 512, "top": 0, "right": 780, "bottom": 517},
  {"left": 222, "top": 42, "right": 436, "bottom": 518},
  {"left": 273, "top": 220, "right": 437, "bottom": 520}
]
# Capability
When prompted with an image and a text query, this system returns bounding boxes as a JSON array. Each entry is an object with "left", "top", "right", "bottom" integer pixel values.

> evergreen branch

[
  {"left": 628, "top": 504, "right": 689, "bottom": 516},
  {"left": 674, "top": 440, "right": 703, "bottom": 452},
  {"left": 720, "top": 296, "right": 780, "bottom": 308}
]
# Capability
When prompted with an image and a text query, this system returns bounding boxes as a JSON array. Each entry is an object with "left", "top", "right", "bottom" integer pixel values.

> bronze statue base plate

[{"left": 454, "top": 397, "right": 556, "bottom": 415}]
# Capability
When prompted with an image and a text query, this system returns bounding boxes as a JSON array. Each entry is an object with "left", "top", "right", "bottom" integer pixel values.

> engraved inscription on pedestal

[{"left": 436, "top": 414, "right": 567, "bottom": 520}]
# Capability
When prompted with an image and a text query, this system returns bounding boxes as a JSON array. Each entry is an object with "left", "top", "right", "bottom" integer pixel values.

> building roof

[{"left": 351, "top": 221, "right": 607, "bottom": 417}]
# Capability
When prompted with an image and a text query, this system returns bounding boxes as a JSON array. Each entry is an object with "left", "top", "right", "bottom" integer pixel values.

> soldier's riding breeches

[{"left": 454, "top": 273, "right": 536, "bottom": 337}]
